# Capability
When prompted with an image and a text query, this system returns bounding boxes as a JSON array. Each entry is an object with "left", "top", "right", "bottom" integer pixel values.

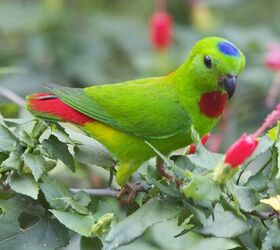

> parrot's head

[{"left": 178, "top": 36, "right": 246, "bottom": 118}]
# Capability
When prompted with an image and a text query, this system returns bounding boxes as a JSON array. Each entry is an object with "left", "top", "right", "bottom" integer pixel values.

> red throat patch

[{"left": 199, "top": 91, "right": 228, "bottom": 118}]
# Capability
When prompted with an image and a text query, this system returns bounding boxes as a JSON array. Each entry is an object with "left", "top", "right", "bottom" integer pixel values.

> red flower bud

[
  {"left": 224, "top": 133, "right": 258, "bottom": 168},
  {"left": 150, "top": 11, "right": 173, "bottom": 50},
  {"left": 188, "top": 133, "right": 210, "bottom": 154},
  {"left": 265, "top": 42, "right": 280, "bottom": 71}
]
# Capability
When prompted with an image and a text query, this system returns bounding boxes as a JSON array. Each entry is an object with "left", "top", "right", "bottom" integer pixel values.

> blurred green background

[{"left": 0, "top": 1, "right": 279, "bottom": 249}]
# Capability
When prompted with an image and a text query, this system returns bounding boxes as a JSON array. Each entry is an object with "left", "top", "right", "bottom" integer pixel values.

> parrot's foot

[
  {"left": 156, "top": 157, "right": 182, "bottom": 187},
  {"left": 118, "top": 181, "right": 147, "bottom": 205}
]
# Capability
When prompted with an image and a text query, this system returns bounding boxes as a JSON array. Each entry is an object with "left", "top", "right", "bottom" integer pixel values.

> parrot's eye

[{"left": 203, "top": 56, "right": 212, "bottom": 69}]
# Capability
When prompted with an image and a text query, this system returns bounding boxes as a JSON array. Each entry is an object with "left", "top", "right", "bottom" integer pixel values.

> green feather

[{"left": 46, "top": 79, "right": 192, "bottom": 139}]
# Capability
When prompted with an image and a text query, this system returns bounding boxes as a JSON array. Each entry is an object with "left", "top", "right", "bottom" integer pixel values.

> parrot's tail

[{"left": 26, "top": 93, "right": 94, "bottom": 126}]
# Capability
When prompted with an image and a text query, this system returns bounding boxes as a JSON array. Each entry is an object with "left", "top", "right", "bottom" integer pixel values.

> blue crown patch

[{"left": 218, "top": 42, "right": 239, "bottom": 56}]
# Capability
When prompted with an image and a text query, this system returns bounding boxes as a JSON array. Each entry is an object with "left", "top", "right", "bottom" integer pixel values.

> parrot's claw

[
  {"left": 156, "top": 157, "right": 182, "bottom": 187},
  {"left": 118, "top": 181, "right": 147, "bottom": 205}
]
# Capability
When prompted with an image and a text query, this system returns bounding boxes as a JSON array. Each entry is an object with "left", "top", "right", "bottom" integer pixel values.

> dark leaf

[
  {"left": 42, "top": 135, "right": 75, "bottom": 172},
  {"left": 104, "top": 198, "right": 180, "bottom": 250}
]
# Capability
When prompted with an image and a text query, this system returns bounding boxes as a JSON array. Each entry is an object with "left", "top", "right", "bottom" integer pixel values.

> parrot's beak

[{"left": 219, "top": 75, "right": 237, "bottom": 99}]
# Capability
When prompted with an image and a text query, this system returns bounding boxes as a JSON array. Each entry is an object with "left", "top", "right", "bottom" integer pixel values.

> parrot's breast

[{"left": 198, "top": 91, "right": 228, "bottom": 118}]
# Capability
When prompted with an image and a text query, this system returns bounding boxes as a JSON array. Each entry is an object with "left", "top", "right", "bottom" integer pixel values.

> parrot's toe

[
  {"left": 118, "top": 181, "right": 149, "bottom": 205},
  {"left": 156, "top": 157, "right": 182, "bottom": 187}
]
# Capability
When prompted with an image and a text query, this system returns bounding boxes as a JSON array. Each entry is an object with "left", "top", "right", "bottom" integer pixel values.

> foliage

[{"left": 0, "top": 115, "right": 279, "bottom": 250}]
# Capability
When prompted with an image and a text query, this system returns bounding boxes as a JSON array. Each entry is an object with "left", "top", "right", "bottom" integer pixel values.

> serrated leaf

[
  {"left": 9, "top": 173, "right": 39, "bottom": 199},
  {"left": 19, "top": 130, "right": 34, "bottom": 147},
  {"left": 73, "top": 190, "right": 91, "bottom": 207},
  {"left": 232, "top": 184, "right": 260, "bottom": 212},
  {"left": 150, "top": 179, "right": 180, "bottom": 198},
  {"left": 1, "top": 151, "right": 22, "bottom": 171},
  {"left": 50, "top": 210, "right": 95, "bottom": 237},
  {"left": 40, "top": 175, "right": 73, "bottom": 210},
  {"left": 31, "top": 119, "right": 48, "bottom": 140},
  {"left": 40, "top": 175, "right": 90, "bottom": 214},
  {"left": 246, "top": 171, "right": 267, "bottom": 191},
  {"left": 80, "top": 236, "right": 103, "bottom": 250},
  {"left": 0, "top": 124, "right": 18, "bottom": 152},
  {"left": 0, "top": 195, "right": 69, "bottom": 250},
  {"left": 182, "top": 175, "right": 221, "bottom": 201},
  {"left": 23, "top": 153, "right": 45, "bottom": 181},
  {"left": 199, "top": 204, "right": 249, "bottom": 238},
  {"left": 245, "top": 136, "right": 274, "bottom": 165},
  {"left": 104, "top": 198, "right": 180, "bottom": 250},
  {"left": 68, "top": 129, "right": 115, "bottom": 169},
  {"left": 42, "top": 135, "right": 75, "bottom": 172},
  {"left": 75, "top": 145, "right": 115, "bottom": 169},
  {"left": 262, "top": 219, "right": 280, "bottom": 250},
  {"left": 187, "top": 144, "right": 223, "bottom": 170}
]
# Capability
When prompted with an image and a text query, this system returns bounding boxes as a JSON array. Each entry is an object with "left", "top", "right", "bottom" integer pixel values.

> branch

[
  {"left": 70, "top": 188, "right": 120, "bottom": 197},
  {"left": 250, "top": 210, "right": 279, "bottom": 220},
  {"left": 0, "top": 87, "right": 25, "bottom": 107}
]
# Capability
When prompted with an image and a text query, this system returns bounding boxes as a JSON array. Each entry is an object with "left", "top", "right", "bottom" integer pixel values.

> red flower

[
  {"left": 188, "top": 133, "right": 210, "bottom": 154},
  {"left": 224, "top": 133, "right": 258, "bottom": 168},
  {"left": 150, "top": 11, "right": 173, "bottom": 50},
  {"left": 265, "top": 42, "right": 280, "bottom": 71}
]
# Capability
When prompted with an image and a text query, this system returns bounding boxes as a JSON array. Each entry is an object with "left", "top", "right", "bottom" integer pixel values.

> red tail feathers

[{"left": 27, "top": 93, "right": 93, "bottom": 126}]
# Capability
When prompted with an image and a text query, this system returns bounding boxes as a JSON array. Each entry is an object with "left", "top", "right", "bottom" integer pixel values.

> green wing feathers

[{"left": 46, "top": 80, "right": 191, "bottom": 139}]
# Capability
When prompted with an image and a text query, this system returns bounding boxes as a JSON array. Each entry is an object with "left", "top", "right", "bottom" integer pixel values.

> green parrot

[{"left": 26, "top": 37, "right": 245, "bottom": 188}]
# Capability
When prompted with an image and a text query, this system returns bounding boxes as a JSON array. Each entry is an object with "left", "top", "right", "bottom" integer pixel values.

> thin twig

[
  {"left": 70, "top": 188, "right": 120, "bottom": 197},
  {"left": 250, "top": 211, "right": 279, "bottom": 220},
  {"left": 0, "top": 87, "right": 25, "bottom": 107}
]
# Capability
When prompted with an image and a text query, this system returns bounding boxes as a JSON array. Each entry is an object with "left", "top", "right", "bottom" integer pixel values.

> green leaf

[
  {"left": 31, "top": 119, "right": 48, "bottom": 140},
  {"left": 40, "top": 175, "right": 90, "bottom": 214},
  {"left": 91, "top": 213, "right": 114, "bottom": 236},
  {"left": 50, "top": 210, "right": 96, "bottom": 237},
  {"left": 0, "top": 152, "right": 8, "bottom": 165},
  {"left": 275, "top": 141, "right": 280, "bottom": 179},
  {"left": 187, "top": 144, "right": 224, "bottom": 170},
  {"left": 18, "top": 130, "right": 34, "bottom": 147},
  {"left": 0, "top": 124, "right": 18, "bottom": 152},
  {"left": 74, "top": 190, "right": 91, "bottom": 207},
  {"left": 268, "top": 122, "right": 280, "bottom": 141},
  {"left": 0, "top": 195, "right": 69, "bottom": 250},
  {"left": 104, "top": 198, "right": 180, "bottom": 250},
  {"left": 9, "top": 173, "right": 39, "bottom": 199},
  {"left": 4, "top": 117, "right": 33, "bottom": 125},
  {"left": 1, "top": 151, "right": 22, "bottom": 171},
  {"left": 182, "top": 175, "right": 221, "bottom": 202},
  {"left": 246, "top": 171, "right": 267, "bottom": 191},
  {"left": 68, "top": 129, "right": 116, "bottom": 169},
  {"left": 232, "top": 184, "right": 260, "bottom": 212},
  {"left": 40, "top": 175, "right": 73, "bottom": 210},
  {"left": 262, "top": 219, "right": 280, "bottom": 250},
  {"left": 245, "top": 135, "right": 273, "bottom": 164},
  {"left": 23, "top": 153, "right": 45, "bottom": 181},
  {"left": 80, "top": 236, "right": 103, "bottom": 250},
  {"left": 75, "top": 144, "right": 115, "bottom": 169},
  {"left": 42, "top": 135, "right": 75, "bottom": 172},
  {"left": 150, "top": 218, "right": 239, "bottom": 250},
  {"left": 150, "top": 179, "right": 180, "bottom": 198},
  {"left": 198, "top": 204, "right": 249, "bottom": 238}
]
